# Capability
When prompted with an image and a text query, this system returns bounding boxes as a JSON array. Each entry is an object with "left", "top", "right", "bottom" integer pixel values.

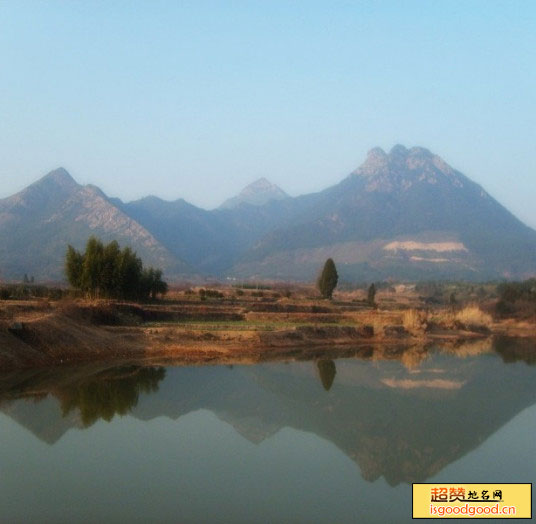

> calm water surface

[{"left": 1, "top": 340, "right": 535, "bottom": 523}]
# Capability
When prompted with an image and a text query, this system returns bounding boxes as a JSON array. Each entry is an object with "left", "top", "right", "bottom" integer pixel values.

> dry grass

[
  {"left": 402, "top": 309, "right": 428, "bottom": 334},
  {"left": 430, "top": 304, "right": 493, "bottom": 331},
  {"left": 454, "top": 305, "right": 493, "bottom": 328}
]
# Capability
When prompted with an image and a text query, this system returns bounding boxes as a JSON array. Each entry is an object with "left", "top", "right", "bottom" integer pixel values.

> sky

[{"left": 0, "top": 1, "right": 535, "bottom": 225}]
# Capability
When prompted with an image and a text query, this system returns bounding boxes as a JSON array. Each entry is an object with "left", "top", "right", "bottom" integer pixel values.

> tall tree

[
  {"left": 101, "top": 240, "right": 121, "bottom": 297},
  {"left": 81, "top": 236, "right": 104, "bottom": 297},
  {"left": 65, "top": 245, "right": 84, "bottom": 288},
  {"left": 367, "top": 283, "right": 377, "bottom": 307},
  {"left": 317, "top": 258, "right": 338, "bottom": 299},
  {"left": 118, "top": 246, "right": 143, "bottom": 300}
]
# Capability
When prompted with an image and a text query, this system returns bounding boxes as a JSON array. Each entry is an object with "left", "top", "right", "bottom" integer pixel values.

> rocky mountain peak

[
  {"left": 246, "top": 177, "right": 276, "bottom": 191},
  {"left": 219, "top": 177, "right": 289, "bottom": 209},
  {"left": 359, "top": 147, "right": 389, "bottom": 175},
  {"left": 38, "top": 167, "right": 79, "bottom": 191},
  {"left": 351, "top": 145, "right": 461, "bottom": 190},
  {"left": 389, "top": 144, "right": 409, "bottom": 156},
  {"left": 3, "top": 167, "right": 81, "bottom": 211}
]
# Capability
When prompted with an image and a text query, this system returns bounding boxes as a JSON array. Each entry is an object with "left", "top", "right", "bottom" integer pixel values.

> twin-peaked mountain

[{"left": 1, "top": 145, "right": 535, "bottom": 281}]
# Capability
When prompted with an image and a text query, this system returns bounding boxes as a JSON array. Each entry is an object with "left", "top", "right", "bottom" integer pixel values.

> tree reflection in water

[
  {"left": 493, "top": 336, "right": 536, "bottom": 366},
  {"left": 57, "top": 366, "right": 166, "bottom": 427},
  {"left": 317, "top": 360, "right": 337, "bottom": 391}
]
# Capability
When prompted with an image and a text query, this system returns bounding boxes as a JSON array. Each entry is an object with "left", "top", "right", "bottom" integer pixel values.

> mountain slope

[
  {"left": 232, "top": 146, "right": 536, "bottom": 280},
  {"left": 121, "top": 193, "right": 314, "bottom": 274},
  {"left": 0, "top": 169, "right": 190, "bottom": 280}
]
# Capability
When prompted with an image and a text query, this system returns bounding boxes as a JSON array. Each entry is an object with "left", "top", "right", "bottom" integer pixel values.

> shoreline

[{"left": 0, "top": 298, "right": 534, "bottom": 372}]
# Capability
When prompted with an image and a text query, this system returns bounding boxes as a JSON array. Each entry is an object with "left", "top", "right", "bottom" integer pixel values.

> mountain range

[{"left": 1, "top": 145, "right": 535, "bottom": 282}]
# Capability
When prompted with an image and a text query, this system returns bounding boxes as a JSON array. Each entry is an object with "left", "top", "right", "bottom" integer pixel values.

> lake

[{"left": 1, "top": 339, "right": 535, "bottom": 523}]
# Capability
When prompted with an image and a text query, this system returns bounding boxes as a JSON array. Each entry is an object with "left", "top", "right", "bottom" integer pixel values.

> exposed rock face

[{"left": 354, "top": 145, "right": 466, "bottom": 191}]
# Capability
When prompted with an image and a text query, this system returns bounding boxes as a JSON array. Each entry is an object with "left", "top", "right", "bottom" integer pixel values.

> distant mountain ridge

[{"left": 1, "top": 146, "right": 535, "bottom": 281}]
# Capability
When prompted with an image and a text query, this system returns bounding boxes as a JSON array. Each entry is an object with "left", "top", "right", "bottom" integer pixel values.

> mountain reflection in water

[{"left": 0, "top": 338, "right": 535, "bottom": 488}]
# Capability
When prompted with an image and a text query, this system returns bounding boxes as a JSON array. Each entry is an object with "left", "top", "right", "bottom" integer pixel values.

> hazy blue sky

[{"left": 1, "top": 1, "right": 535, "bottom": 225}]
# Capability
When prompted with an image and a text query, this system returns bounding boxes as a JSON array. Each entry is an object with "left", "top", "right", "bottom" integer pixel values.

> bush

[
  {"left": 498, "top": 279, "right": 536, "bottom": 303},
  {"left": 198, "top": 288, "right": 223, "bottom": 300}
]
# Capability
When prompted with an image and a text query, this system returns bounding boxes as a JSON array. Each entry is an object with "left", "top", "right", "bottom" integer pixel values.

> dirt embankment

[
  {"left": 0, "top": 301, "right": 375, "bottom": 371},
  {"left": 0, "top": 299, "right": 531, "bottom": 372}
]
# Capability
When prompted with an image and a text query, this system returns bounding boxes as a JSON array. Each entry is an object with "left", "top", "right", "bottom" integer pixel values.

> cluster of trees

[
  {"left": 498, "top": 279, "right": 536, "bottom": 303},
  {"left": 65, "top": 236, "right": 168, "bottom": 300},
  {"left": 496, "top": 278, "right": 536, "bottom": 316}
]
